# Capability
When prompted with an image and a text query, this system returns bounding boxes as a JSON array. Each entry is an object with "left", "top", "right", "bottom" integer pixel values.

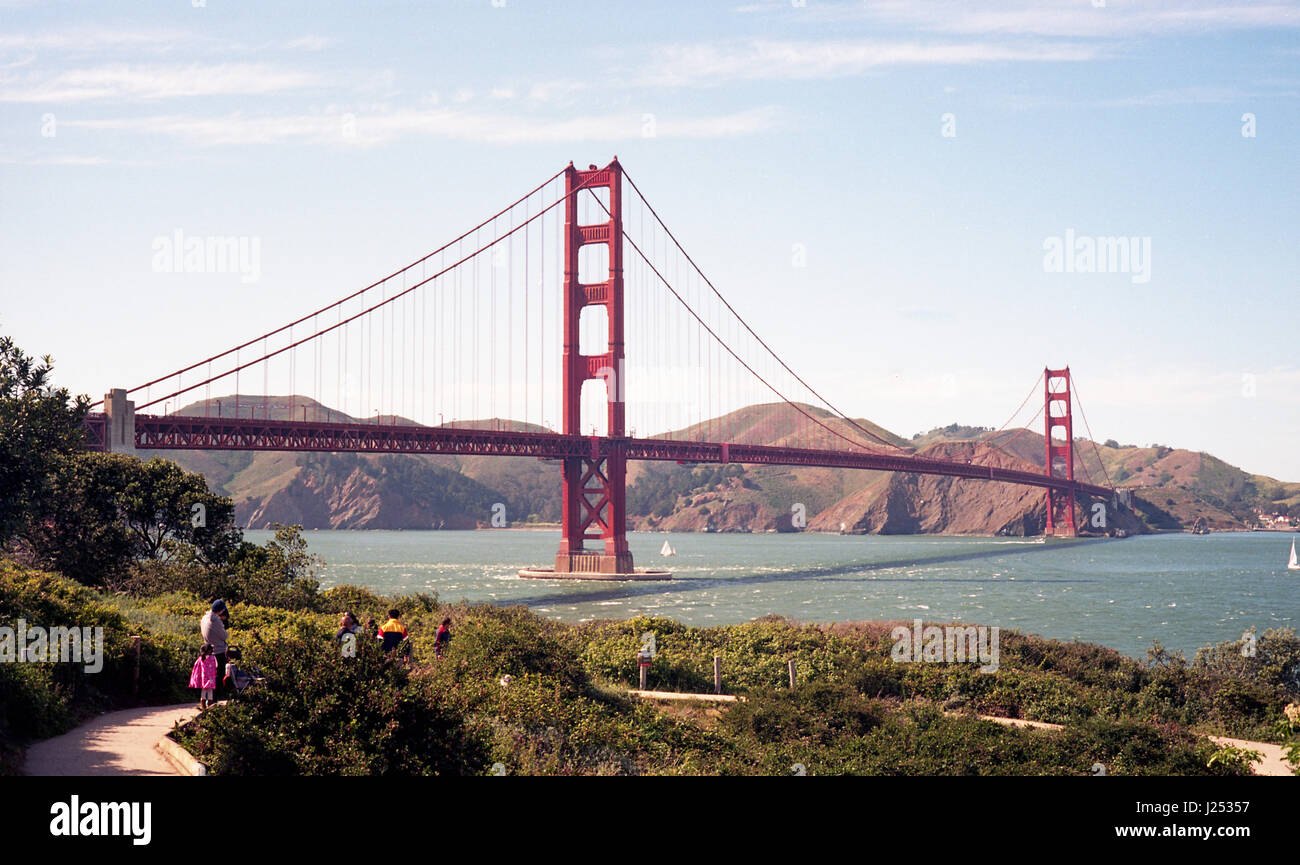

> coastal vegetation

[{"left": 3, "top": 558, "right": 1298, "bottom": 775}]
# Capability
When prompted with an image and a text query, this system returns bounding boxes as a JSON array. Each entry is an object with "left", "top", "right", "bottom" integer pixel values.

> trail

[
  {"left": 22, "top": 704, "right": 200, "bottom": 776},
  {"left": 974, "top": 714, "right": 1294, "bottom": 776}
]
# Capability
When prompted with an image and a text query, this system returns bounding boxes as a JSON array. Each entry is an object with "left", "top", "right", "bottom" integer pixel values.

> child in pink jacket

[{"left": 190, "top": 643, "right": 217, "bottom": 709}]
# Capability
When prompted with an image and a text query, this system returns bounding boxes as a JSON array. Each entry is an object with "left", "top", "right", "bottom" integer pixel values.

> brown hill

[
  {"left": 153, "top": 397, "right": 1293, "bottom": 536},
  {"left": 808, "top": 441, "right": 1143, "bottom": 537}
]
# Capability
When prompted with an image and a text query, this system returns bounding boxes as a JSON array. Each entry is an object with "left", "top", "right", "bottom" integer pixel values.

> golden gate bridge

[{"left": 81, "top": 158, "right": 1122, "bottom": 578}]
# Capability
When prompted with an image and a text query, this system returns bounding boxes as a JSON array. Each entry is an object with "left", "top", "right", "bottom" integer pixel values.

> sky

[{"left": 1, "top": 0, "right": 1297, "bottom": 480}]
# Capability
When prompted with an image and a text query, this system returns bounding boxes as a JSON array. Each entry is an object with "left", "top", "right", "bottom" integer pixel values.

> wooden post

[
  {"left": 131, "top": 635, "right": 141, "bottom": 701},
  {"left": 713, "top": 654, "right": 722, "bottom": 694},
  {"left": 788, "top": 659, "right": 797, "bottom": 690},
  {"left": 637, "top": 650, "right": 650, "bottom": 690}
]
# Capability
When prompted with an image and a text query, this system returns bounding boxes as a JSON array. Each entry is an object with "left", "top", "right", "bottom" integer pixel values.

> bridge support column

[
  {"left": 1043, "top": 368, "right": 1077, "bottom": 537},
  {"left": 523, "top": 157, "right": 666, "bottom": 581},
  {"left": 104, "top": 388, "right": 136, "bottom": 455}
]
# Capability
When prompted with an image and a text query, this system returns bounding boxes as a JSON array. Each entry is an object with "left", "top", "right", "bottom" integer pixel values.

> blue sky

[{"left": 1, "top": 0, "right": 1298, "bottom": 480}]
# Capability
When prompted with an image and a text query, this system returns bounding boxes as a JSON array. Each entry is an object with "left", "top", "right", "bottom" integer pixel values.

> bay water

[{"left": 246, "top": 529, "right": 1298, "bottom": 659}]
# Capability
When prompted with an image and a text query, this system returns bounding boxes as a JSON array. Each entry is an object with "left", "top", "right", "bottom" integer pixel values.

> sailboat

[
  {"left": 660, "top": 539, "right": 676, "bottom": 558},
  {"left": 1288, "top": 538, "right": 1299, "bottom": 571}
]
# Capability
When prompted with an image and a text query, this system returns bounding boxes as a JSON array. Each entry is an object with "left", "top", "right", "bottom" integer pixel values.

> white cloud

[
  {"left": 283, "top": 35, "right": 333, "bottom": 51},
  {"left": 1099, "top": 85, "right": 1242, "bottom": 107},
  {"left": 61, "top": 104, "right": 781, "bottom": 146},
  {"left": 782, "top": 0, "right": 1300, "bottom": 38},
  {"left": 0, "top": 28, "right": 192, "bottom": 52},
  {"left": 0, "top": 154, "right": 109, "bottom": 165},
  {"left": 526, "top": 80, "right": 587, "bottom": 103},
  {"left": 0, "top": 62, "right": 317, "bottom": 103},
  {"left": 640, "top": 38, "right": 1101, "bottom": 86}
]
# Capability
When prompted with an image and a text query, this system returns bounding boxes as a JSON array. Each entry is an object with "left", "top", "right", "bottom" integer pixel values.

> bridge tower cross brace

[
  {"left": 1043, "top": 367, "right": 1078, "bottom": 538},
  {"left": 554, "top": 158, "right": 634, "bottom": 575}
]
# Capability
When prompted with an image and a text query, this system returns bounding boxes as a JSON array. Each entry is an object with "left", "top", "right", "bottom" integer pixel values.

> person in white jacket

[{"left": 200, "top": 599, "right": 230, "bottom": 698}]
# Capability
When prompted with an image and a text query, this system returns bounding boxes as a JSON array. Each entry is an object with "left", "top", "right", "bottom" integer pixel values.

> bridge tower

[
  {"left": 103, "top": 388, "right": 136, "bottom": 455},
  {"left": 553, "top": 158, "right": 636, "bottom": 576},
  {"left": 1043, "top": 367, "right": 1078, "bottom": 537}
]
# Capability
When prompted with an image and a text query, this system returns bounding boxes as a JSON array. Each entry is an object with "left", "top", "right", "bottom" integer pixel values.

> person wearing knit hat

[{"left": 201, "top": 599, "right": 230, "bottom": 699}]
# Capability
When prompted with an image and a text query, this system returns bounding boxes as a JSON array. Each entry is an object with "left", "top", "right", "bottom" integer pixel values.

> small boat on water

[
  {"left": 660, "top": 539, "right": 676, "bottom": 557},
  {"left": 1288, "top": 538, "right": 1299, "bottom": 571}
]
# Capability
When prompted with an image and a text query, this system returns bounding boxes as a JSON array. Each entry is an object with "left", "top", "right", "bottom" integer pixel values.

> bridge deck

[{"left": 82, "top": 413, "right": 1114, "bottom": 498}]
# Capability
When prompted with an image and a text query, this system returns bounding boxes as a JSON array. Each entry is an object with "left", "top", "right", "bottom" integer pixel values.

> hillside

[
  {"left": 156, "top": 397, "right": 1296, "bottom": 535},
  {"left": 155, "top": 396, "right": 561, "bottom": 529}
]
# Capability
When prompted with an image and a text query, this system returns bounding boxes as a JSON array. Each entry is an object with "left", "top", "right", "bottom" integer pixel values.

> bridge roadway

[{"left": 83, "top": 412, "right": 1115, "bottom": 499}]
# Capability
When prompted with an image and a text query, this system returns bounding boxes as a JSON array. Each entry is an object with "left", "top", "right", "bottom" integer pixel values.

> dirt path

[
  {"left": 21, "top": 704, "right": 200, "bottom": 776},
  {"left": 1207, "top": 736, "right": 1294, "bottom": 777},
  {"left": 972, "top": 713, "right": 1293, "bottom": 776}
]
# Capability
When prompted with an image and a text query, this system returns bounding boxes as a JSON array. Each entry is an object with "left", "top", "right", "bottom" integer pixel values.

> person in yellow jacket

[{"left": 377, "top": 608, "right": 408, "bottom": 654}]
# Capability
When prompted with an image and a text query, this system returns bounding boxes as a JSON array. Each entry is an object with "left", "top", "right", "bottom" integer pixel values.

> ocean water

[{"left": 245, "top": 529, "right": 1299, "bottom": 659}]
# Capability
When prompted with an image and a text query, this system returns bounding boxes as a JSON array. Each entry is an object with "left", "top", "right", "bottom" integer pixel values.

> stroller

[{"left": 222, "top": 647, "right": 266, "bottom": 697}]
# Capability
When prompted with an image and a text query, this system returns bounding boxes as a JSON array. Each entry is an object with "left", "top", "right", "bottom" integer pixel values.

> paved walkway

[
  {"left": 22, "top": 704, "right": 200, "bottom": 776},
  {"left": 973, "top": 714, "right": 1293, "bottom": 776}
]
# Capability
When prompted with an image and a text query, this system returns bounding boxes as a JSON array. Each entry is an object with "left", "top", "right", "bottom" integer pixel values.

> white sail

[
  {"left": 1288, "top": 538, "right": 1299, "bottom": 570},
  {"left": 660, "top": 539, "right": 675, "bottom": 557}
]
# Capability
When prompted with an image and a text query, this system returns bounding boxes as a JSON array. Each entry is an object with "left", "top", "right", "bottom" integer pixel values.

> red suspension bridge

[{"left": 82, "top": 158, "right": 1122, "bottom": 578}]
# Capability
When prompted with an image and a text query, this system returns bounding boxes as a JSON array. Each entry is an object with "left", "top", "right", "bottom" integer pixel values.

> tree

[
  {"left": 16, "top": 453, "right": 134, "bottom": 585},
  {"left": 116, "top": 456, "right": 240, "bottom": 564},
  {"left": 16, "top": 452, "right": 241, "bottom": 587},
  {"left": 223, "top": 524, "right": 323, "bottom": 609},
  {"left": 0, "top": 335, "right": 90, "bottom": 544}
]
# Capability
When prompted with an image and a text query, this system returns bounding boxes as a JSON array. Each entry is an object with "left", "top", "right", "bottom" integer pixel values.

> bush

[
  {"left": 175, "top": 633, "right": 489, "bottom": 775},
  {"left": 723, "top": 681, "right": 883, "bottom": 747},
  {"left": 124, "top": 525, "right": 327, "bottom": 612},
  {"left": 320, "top": 584, "right": 388, "bottom": 620},
  {"left": 445, "top": 606, "right": 586, "bottom": 696}
]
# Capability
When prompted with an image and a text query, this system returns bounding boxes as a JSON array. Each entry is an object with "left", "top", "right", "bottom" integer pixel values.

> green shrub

[
  {"left": 724, "top": 681, "right": 883, "bottom": 747},
  {"left": 176, "top": 633, "right": 488, "bottom": 775},
  {"left": 444, "top": 605, "right": 586, "bottom": 696}
]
